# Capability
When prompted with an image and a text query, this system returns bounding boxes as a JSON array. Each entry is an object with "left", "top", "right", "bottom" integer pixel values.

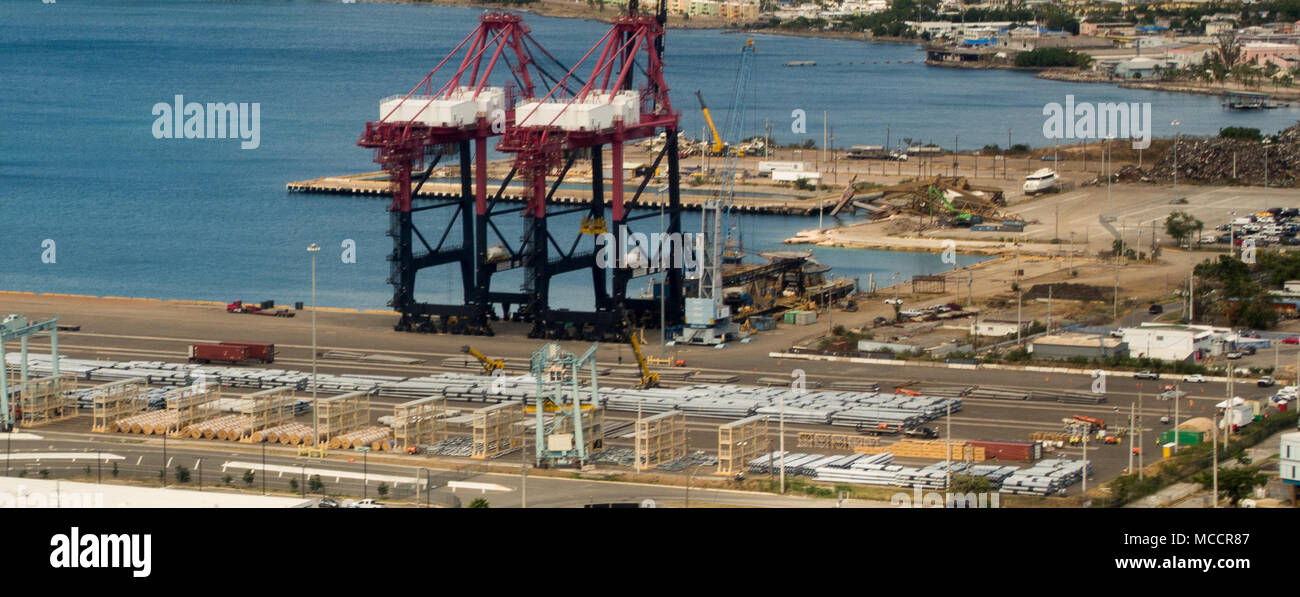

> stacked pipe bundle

[
  {"left": 422, "top": 436, "right": 474, "bottom": 457},
  {"left": 812, "top": 453, "right": 903, "bottom": 486},
  {"left": 274, "top": 423, "right": 318, "bottom": 445},
  {"left": 249, "top": 422, "right": 309, "bottom": 444},
  {"left": 180, "top": 414, "right": 249, "bottom": 440},
  {"left": 656, "top": 450, "right": 720, "bottom": 471},
  {"left": 113, "top": 411, "right": 180, "bottom": 435},
  {"left": 999, "top": 459, "right": 1091, "bottom": 495},
  {"left": 329, "top": 425, "right": 391, "bottom": 450},
  {"left": 72, "top": 387, "right": 169, "bottom": 410},
  {"left": 967, "top": 387, "right": 1030, "bottom": 401}
]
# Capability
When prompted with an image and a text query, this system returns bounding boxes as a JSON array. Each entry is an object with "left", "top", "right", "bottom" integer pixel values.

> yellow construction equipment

[
  {"left": 579, "top": 215, "right": 607, "bottom": 235},
  {"left": 628, "top": 332, "right": 660, "bottom": 389},
  {"left": 461, "top": 345, "right": 504, "bottom": 374},
  {"left": 695, "top": 90, "right": 725, "bottom": 156}
]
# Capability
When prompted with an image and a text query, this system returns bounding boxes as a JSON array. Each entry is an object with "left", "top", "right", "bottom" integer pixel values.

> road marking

[
  {"left": 0, "top": 433, "right": 43, "bottom": 440},
  {"left": 0, "top": 452, "right": 124, "bottom": 461},
  {"left": 221, "top": 461, "right": 416, "bottom": 485}
]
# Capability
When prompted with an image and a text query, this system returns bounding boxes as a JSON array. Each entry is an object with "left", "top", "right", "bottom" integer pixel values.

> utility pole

[
  {"left": 779, "top": 392, "right": 786, "bottom": 494},
  {"left": 1081, "top": 433, "right": 1088, "bottom": 496},
  {"left": 1211, "top": 409, "right": 1219, "bottom": 507},
  {"left": 1128, "top": 402, "right": 1135, "bottom": 474},
  {"left": 308, "top": 243, "right": 321, "bottom": 452},
  {"left": 945, "top": 402, "right": 952, "bottom": 491},
  {"left": 1138, "top": 387, "right": 1145, "bottom": 478}
]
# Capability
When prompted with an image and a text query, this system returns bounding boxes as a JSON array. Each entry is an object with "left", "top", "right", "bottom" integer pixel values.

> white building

[
  {"left": 971, "top": 319, "right": 1028, "bottom": 337},
  {"left": 1120, "top": 324, "right": 1224, "bottom": 362},
  {"left": 1281, "top": 432, "right": 1299, "bottom": 492}
]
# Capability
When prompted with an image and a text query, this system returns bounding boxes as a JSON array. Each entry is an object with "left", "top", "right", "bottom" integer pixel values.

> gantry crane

[
  {"left": 531, "top": 343, "right": 601, "bottom": 467},
  {"left": 496, "top": 0, "right": 685, "bottom": 342},
  {"left": 460, "top": 345, "right": 504, "bottom": 374},
  {"left": 358, "top": 12, "right": 576, "bottom": 336}
]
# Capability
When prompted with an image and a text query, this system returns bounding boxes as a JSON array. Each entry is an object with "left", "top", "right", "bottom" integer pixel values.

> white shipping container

[
  {"left": 772, "top": 170, "right": 822, "bottom": 183},
  {"left": 380, "top": 95, "right": 477, "bottom": 127},
  {"left": 794, "top": 311, "right": 818, "bottom": 325}
]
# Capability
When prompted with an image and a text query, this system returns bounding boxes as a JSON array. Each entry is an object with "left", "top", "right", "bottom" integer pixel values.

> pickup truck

[
  {"left": 1134, "top": 371, "right": 1160, "bottom": 380},
  {"left": 342, "top": 498, "right": 385, "bottom": 509},
  {"left": 1257, "top": 376, "right": 1276, "bottom": 387}
]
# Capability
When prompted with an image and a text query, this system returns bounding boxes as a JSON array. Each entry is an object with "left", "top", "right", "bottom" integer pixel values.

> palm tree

[{"left": 1213, "top": 32, "right": 1242, "bottom": 86}]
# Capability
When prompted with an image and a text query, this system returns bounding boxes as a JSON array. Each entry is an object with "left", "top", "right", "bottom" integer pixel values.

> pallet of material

[
  {"left": 1055, "top": 392, "right": 1106, "bottom": 404},
  {"left": 692, "top": 373, "right": 740, "bottom": 383},
  {"left": 830, "top": 381, "right": 880, "bottom": 392},
  {"left": 855, "top": 439, "right": 986, "bottom": 462},
  {"left": 757, "top": 377, "right": 821, "bottom": 388}
]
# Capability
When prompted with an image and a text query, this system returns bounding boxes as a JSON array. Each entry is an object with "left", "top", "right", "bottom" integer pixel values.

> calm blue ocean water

[{"left": 2, "top": 0, "right": 1296, "bottom": 310}]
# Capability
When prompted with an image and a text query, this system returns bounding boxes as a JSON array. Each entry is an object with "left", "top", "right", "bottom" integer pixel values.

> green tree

[
  {"left": 377, "top": 482, "right": 390, "bottom": 498},
  {"left": 242, "top": 469, "right": 255, "bottom": 487},
  {"left": 112, "top": 462, "right": 119, "bottom": 478},
  {"left": 949, "top": 474, "right": 993, "bottom": 494},
  {"left": 1164, "top": 211, "right": 1203, "bottom": 246},
  {"left": 308, "top": 474, "right": 324, "bottom": 494},
  {"left": 222, "top": 474, "right": 233, "bottom": 486},
  {"left": 174, "top": 465, "right": 191, "bottom": 484},
  {"left": 289, "top": 478, "right": 299, "bottom": 492},
  {"left": 468, "top": 497, "right": 491, "bottom": 508},
  {"left": 1193, "top": 465, "right": 1267, "bottom": 506}
]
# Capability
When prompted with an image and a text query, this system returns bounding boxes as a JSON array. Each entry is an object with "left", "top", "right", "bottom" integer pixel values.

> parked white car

[{"left": 1182, "top": 374, "right": 1207, "bottom": 383}]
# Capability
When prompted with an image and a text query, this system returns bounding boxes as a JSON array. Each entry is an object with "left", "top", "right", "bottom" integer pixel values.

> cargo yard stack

[{"left": 496, "top": 0, "right": 685, "bottom": 341}]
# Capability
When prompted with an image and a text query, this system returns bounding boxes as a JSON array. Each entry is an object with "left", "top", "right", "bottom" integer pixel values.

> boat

[{"left": 1022, "top": 168, "right": 1059, "bottom": 195}]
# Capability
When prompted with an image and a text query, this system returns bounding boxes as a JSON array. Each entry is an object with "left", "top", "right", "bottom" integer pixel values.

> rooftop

[
  {"left": 1032, "top": 332, "right": 1123, "bottom": 349},
  {"left": 0, "top": 477, "right": 315, "bottom": 508}
]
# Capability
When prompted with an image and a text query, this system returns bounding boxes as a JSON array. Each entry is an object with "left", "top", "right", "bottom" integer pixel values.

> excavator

[
  {"left": 627, "top": 333, "right": 661, "bottom": 389},
  {"left": 461, "top": 345, "right": 504, "bottom": 375}
]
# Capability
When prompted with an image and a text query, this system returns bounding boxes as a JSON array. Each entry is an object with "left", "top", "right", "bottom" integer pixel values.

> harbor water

[{"left": 2, "top": 0, "right": 1296, "bottom": 310}]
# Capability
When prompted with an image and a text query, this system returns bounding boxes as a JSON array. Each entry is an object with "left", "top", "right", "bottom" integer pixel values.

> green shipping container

[
  {"left": 1160, "top": 430, "right": 1204, "bottom": 446},
  {"left": 783, "top": 310, "right": 802, "bottom": 324}
]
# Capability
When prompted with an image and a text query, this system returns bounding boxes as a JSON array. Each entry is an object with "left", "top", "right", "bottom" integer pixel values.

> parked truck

[
  {"left": 189, "top": 343, "right": 252, "bottom": 364},
  {"left": 226, "top": 300, "right": 295, "bottom": 317}
]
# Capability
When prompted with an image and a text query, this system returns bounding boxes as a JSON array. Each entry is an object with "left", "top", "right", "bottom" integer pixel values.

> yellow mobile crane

[
  {"left": 628, "top": 333, "right": 660, "bottom": 389},
  {"left": 695, "top": 90, "right": 726, "bottom": 156},
  {"left": 461, "top": 345, "right": 504, "bottom": 374}
]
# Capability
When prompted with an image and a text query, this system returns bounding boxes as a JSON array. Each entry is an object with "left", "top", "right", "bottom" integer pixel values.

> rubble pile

[{"left": 1146, "top": 121, "right": 1300, "bottom": 187}]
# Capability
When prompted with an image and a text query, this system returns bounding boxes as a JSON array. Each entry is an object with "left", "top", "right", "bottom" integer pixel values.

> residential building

[
  {"left": 718, "top": 0, "right": 758, "bottom": 20},
  {"left": 689, "top": 0, "right": 720, "bottom": 17},
  {"left": 1080, "top": 22, "right": 1136, "bottom": 37},
  {"left": 1242, "top": 42, "right": 1300, "bottom": 69}
]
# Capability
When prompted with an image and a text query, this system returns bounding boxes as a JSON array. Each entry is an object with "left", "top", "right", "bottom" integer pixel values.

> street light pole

[
  {"left": 1170, "top": 120, "right": 1180, "bottom": 196},
  {"left": 307, "top": 243, "right": 321, "bottom": 452}
]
